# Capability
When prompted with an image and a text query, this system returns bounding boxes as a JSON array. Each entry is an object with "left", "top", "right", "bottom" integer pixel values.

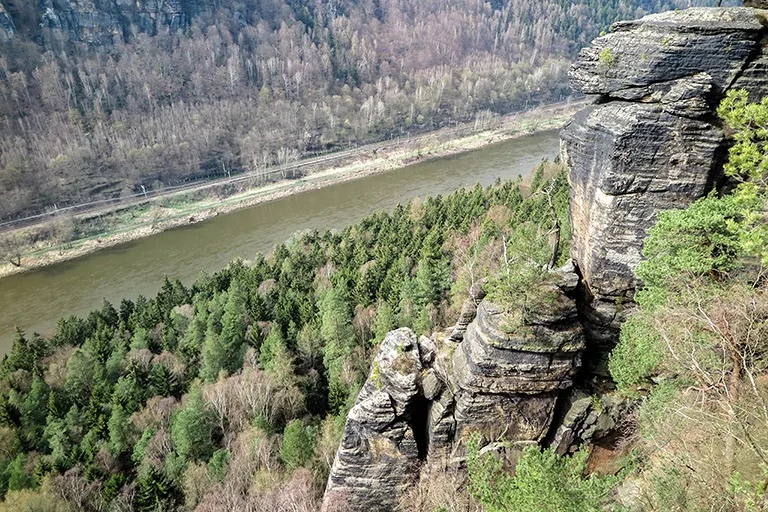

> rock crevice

[{"left": 323, "top": 264, "right": 585, "bottom": 510}]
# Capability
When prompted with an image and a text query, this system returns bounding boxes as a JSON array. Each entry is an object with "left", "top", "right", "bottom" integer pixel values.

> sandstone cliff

[
  {"left": 38, "top": 0, "right": 189, "bottom": 44},
  {"left": 322, "top": 264, "right": 584, "bottom": 510},
  {"left": 562, "top": 6, "right": 768, "bottom": 369},
  {"left": 323, "top": 5, "right": 768, "bottom": 510}
]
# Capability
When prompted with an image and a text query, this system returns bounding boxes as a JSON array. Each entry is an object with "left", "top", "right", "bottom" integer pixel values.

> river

[{"left": 0, "top": 130, "right": 560, "bottom": 351}]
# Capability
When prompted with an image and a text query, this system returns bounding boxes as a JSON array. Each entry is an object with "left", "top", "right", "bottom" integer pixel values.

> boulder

[
  {"left": 569, "top": 8, "right": 765, "bottom": 98},
  {"left": 551, "top": 391, "right": 633, "bottom": 456}
]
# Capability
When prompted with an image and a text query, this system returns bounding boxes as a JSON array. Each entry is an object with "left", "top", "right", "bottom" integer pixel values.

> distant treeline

[{"left": 0, "top": 0, "right": 716, "bottom": 219}]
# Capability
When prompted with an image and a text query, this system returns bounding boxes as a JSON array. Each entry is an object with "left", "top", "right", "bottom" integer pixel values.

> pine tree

[
  {"left": 107, "top": 404, "right": 133, "bottom": 457},
  {"left": 319, "top": 287, "right": 357, "bottom": 412},
  {"left": 170, "top": 386, "right": 214, "bottom": 462},
  {"left": 220, "top": 280, "right": 248, "bottom": 373},
  {"left": 136, "top": 465, "right": 175, "bottom": 512},
  {"left": 372, "top": 301, "right": 396, "bottom": 345},
  {"left": 200, "top": 325, "right": 226, "bottom": 383},
  {"left": 259, "top": 326, "right": 286, "bottom": 371},
  {"left": 149, "top": 364, "right": 178, "bottom": 397},
  {"left": 6, "top": 329, "right": 32, "bottom": 373},
  {"left": 280, "top": 420, "right": 315, "bottom": 469}
]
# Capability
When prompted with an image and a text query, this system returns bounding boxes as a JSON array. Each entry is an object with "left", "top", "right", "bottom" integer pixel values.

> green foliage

[
  {"left": 0, "top": 179, "right": 568, "bottom": 509},
  {"left": 132, "top": 428, "right": 156, "bottom": 466},
  {"left": 484, "top": 172, "right": 570, "bottom": 329},
  {"left": 718, "top": 89, "right": 768, "bottom": 185},
  {"left": 4, "top": 454, "right": 36, "bottom": 492},
  {"left": 136, "top": 465, "right": 175, "bottom": 512},
  {"left": 107, "top": 404, "right": 134, "bottom": 457},
  {"left": 608, "top": 315, "right": 663, "bottom": 391},
  {"left": 207, "top": 449, "right": 230, "bottom": 482},
  {"left": 371, "top": 301, "right": 396, "bottom": 345},
  {"left": 598, "top": 47, "right": 615, "bottom": 67},
  {"left": 280, "top": 420, "right": 316, "bottom": 470},
  {"left": 635, "top": 193, "right": 745, "bottom": 309},
  {"left": 718, "top": 89, "right": 768, "bottom": 263},
  {"left": 730, "top": 466, "right": 768, "bottom": 512},
  {"left": 170, "top": 387, "right": 214, "bottom": 463},
  {"left": 467, "top": 435, "right": 616, "bottom": 512},
  {"left": 611, "top": 91, "right": 768, "bottom": 392},
  {"left": 259, "top": 326, "right": 287, "bottom": 371},
  {"left": 609, "top": 91, "right": 768, "bottom": 510},
  {"left": 636, "top": 381, "right": 680, "bottom": 441},
  {"left": 485, "top": 221, "right": 557, "bottom": 330}
]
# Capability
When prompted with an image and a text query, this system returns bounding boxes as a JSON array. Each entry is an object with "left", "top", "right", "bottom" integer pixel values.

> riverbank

[{"left": 0, "top": 101, "right": 582, "bottom": 280}]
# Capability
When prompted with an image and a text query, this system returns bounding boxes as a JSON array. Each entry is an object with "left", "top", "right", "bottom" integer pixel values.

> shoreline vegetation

[{"left": 0, "top": 101, "right": 582, "bottom": 280}]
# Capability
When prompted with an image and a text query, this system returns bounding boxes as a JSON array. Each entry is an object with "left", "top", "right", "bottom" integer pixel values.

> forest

[
  {"left": 0, "top": 165, "right": 571, "bottom": 510},
  {"left": 0, "top": 0, "right": 719, "bottom": 221}
]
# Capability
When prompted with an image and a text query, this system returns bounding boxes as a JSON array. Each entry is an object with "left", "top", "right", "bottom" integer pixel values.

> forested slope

[
  {"left": 0, "top": 166, "right": 571, "bottom": 510},
  {"left": 0, "top": 0, "right": 720, "bottom": 220}
]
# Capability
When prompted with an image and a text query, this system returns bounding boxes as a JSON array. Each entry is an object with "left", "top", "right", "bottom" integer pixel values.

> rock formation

[
  {"left": 324, "top": 4, "right": 768, "bottom": 510},
  {"left": 448, "top": 265, "right": 583, "bottom": 446},
  {"left": 39, "top": 0, "right": 188, "bottom": 44},
  {"left": 561, "top": 6, "right": 768, "bottom": 368},
  {"left": 322, "top": 264, "right": 585, "bottom": 510},
  {"left": 322, "top": 328, "right": 430, "bottom": 512}
]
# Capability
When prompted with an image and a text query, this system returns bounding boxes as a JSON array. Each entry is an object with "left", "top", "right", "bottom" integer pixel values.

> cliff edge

[
  {"left": 562, "top": 6, "right": 768, "bottom": 369},
  {"left": 322, "top": 5, "right": 768, "bottom": 510}
]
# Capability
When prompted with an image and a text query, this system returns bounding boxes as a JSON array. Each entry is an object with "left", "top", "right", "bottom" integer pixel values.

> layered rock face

[
  {"left": 449, "top": 267, "right": 584, "bottom": 446},
  {"left": 39, "top": 0, "right": 189, "bottom": 44},
  {"left": 562, "top": 7, "right": 768, "bottom": 365},
  {"left": 322, "top": 329, "right": 430, "bottom": 512},
  {"left": 323, "top": 265, "right": 585, "bottom": 510}
]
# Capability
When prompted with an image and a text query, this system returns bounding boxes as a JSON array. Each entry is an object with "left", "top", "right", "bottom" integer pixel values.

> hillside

[
  {"left": 0, "top": 0, "right": 720, "bottom": 221},
  {"left": 0, "top": 165, "right": 571, "bottom": 510},
  {"left": 3, "top": 2, "right": 768, "bottom": 512}
]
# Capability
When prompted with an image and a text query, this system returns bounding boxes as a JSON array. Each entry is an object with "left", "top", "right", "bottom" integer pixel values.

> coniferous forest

[
  {"left": 0, "top": 167, "right": 571, "bottom": 510},
  {"left": 0, "top": 0, "right": 718, "bottom": 220}
]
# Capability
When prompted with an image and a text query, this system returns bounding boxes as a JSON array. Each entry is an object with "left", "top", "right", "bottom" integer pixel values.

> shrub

[{"left": 467, "top": 435, "right": 616, "bottom": 512}]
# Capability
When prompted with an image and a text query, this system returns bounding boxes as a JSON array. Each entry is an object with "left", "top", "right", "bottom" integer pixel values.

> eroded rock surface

[
  {"left": 322, "top": 328, "right": 429, "bottom": 512},
  {"left": 38, "top": 0, "right": 188, "bottom": 44},
  {"left": 449, "top": 267, "right": 584, "bottom": 447},
  {"left": 323, "top": 265, "right": 586, "bottom": 510},
  {"left": 562, "top": 6, "right": 768, "bottom": 369},
  {"left": 551, "top": 390, "right": 632, "bottom": 456}
]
